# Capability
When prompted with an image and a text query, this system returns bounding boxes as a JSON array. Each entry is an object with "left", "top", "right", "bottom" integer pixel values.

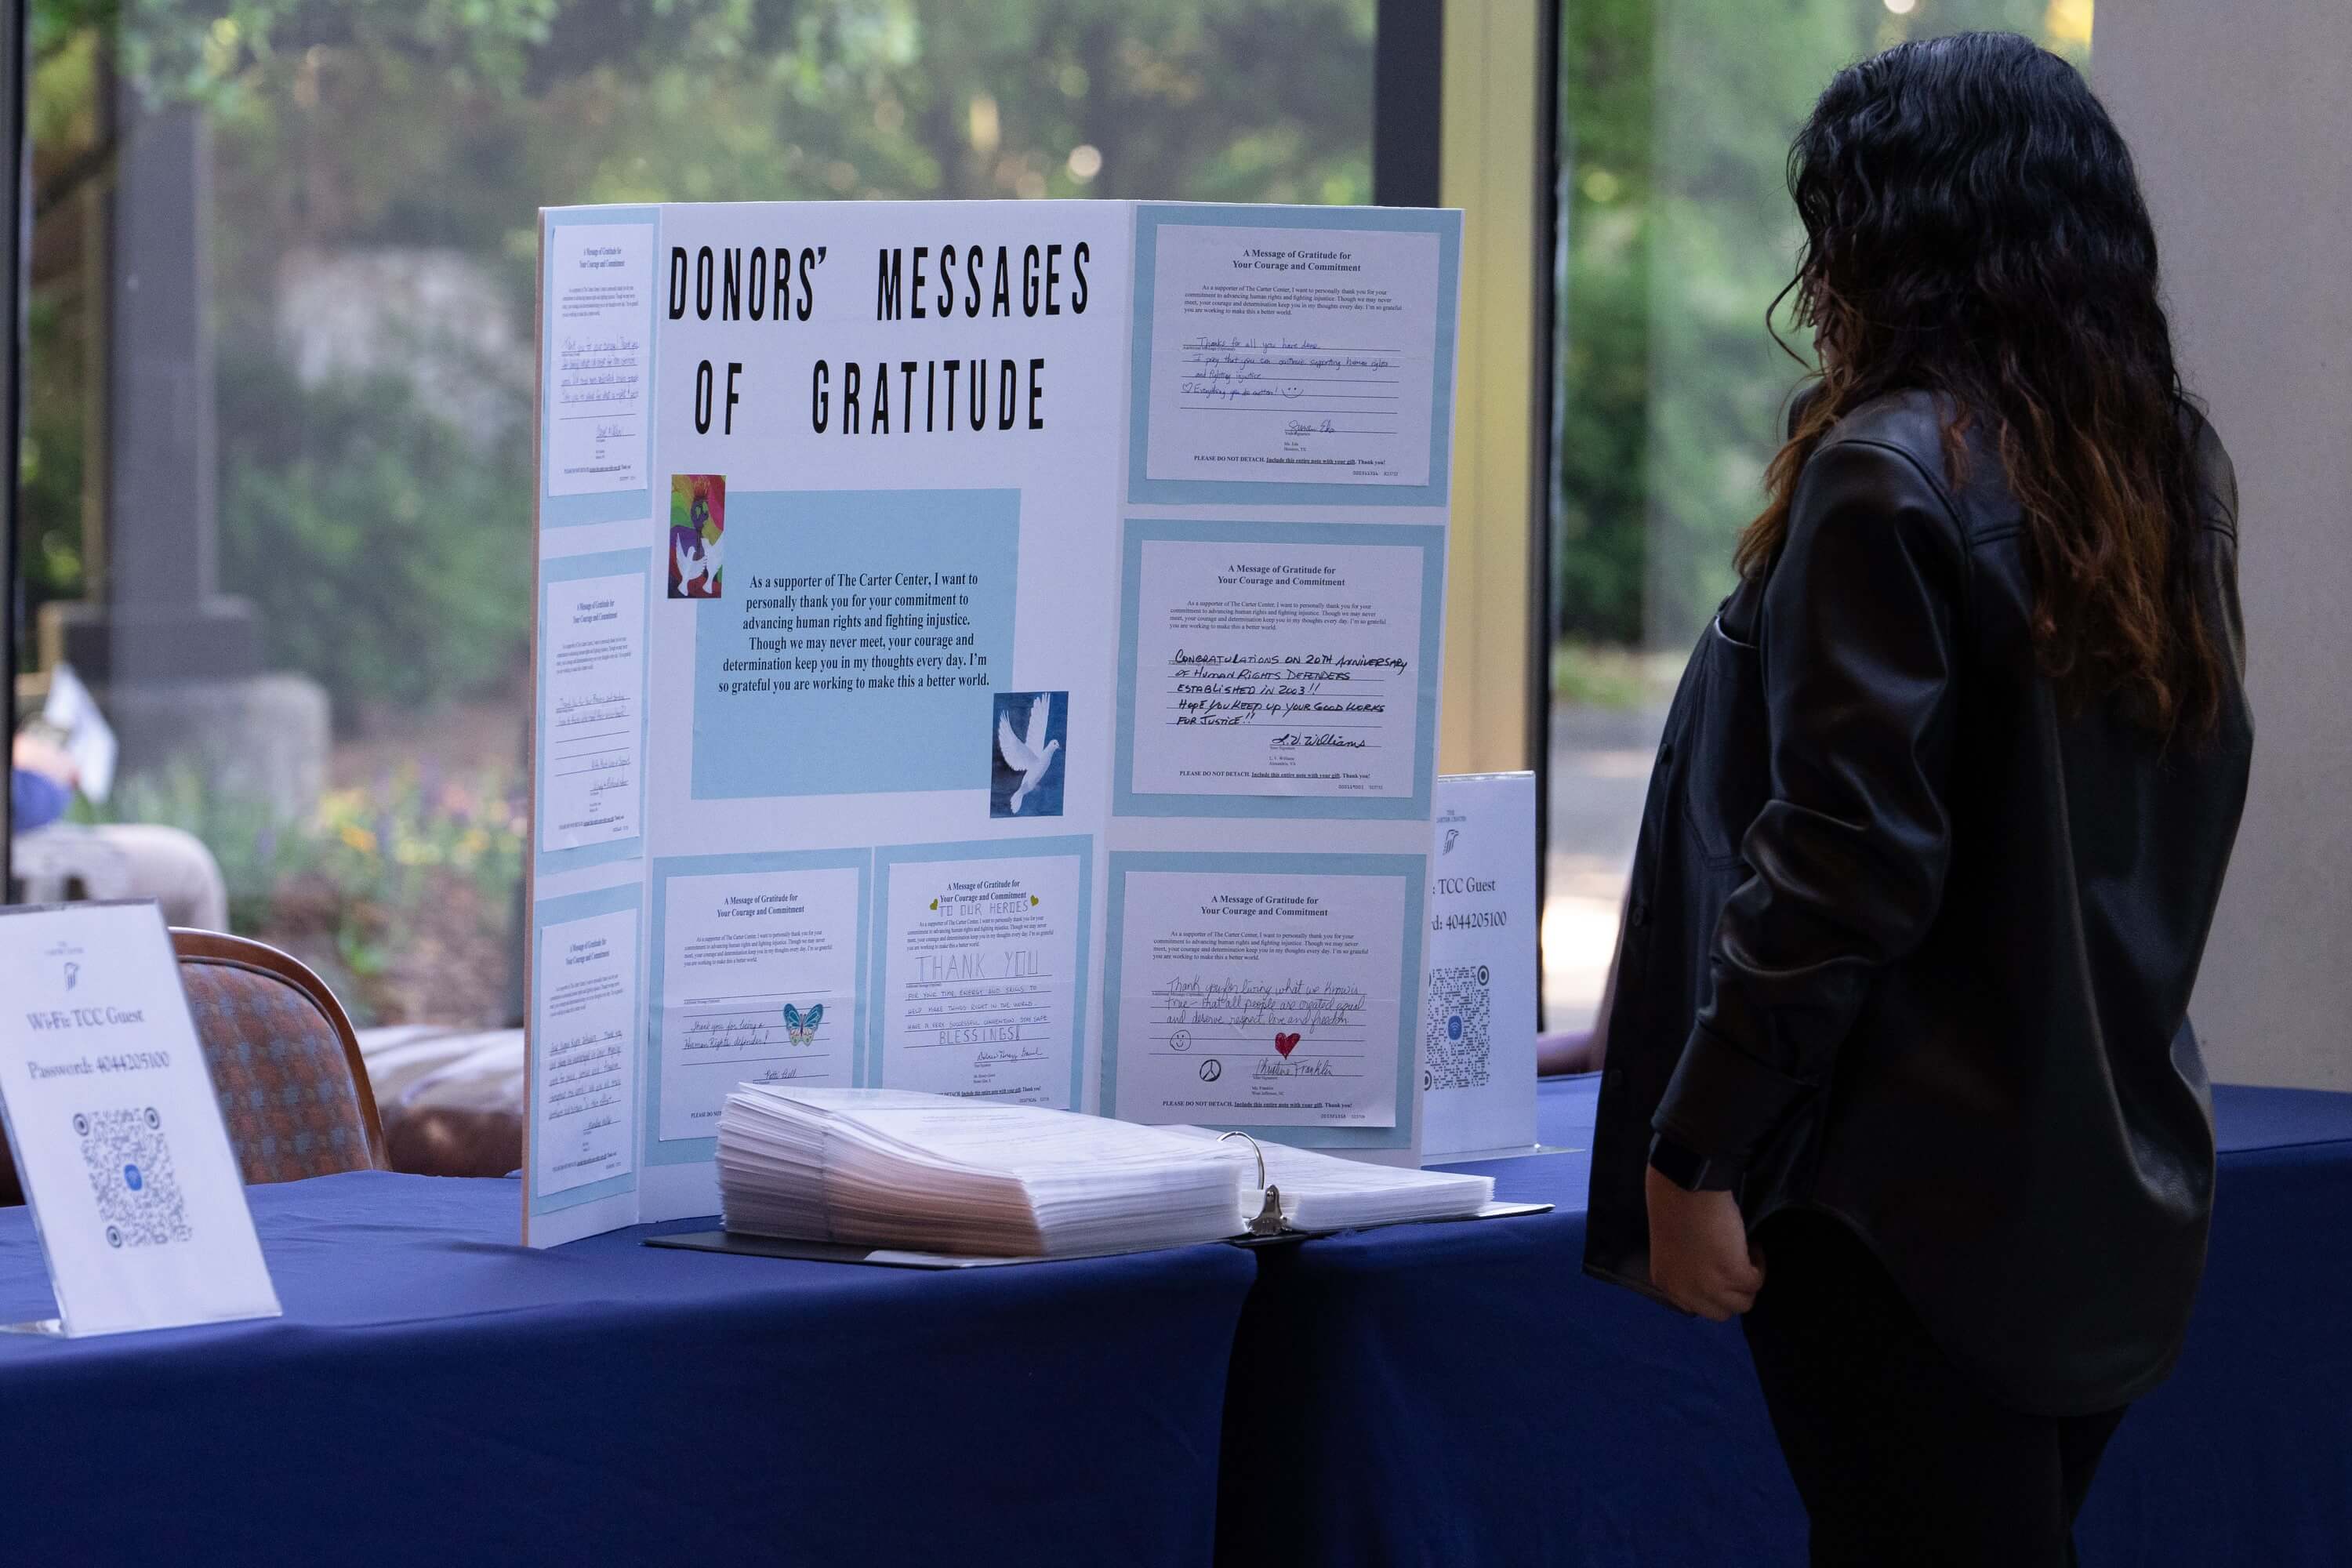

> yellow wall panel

[{"left": 1437, "top": 0, "right": 1544, "bottom": 774}]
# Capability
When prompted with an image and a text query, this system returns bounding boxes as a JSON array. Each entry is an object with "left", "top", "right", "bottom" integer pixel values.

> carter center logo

[{"left": 43, "top": 939, "right": 87, "bottom": 995}]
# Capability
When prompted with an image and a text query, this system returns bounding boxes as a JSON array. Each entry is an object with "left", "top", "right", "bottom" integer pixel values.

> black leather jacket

[{"left": 1586, "top": 390, "right": 2252, "bottom": 1417}]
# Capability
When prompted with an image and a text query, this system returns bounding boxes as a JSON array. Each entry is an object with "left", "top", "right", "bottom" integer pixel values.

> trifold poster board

[{"left": 525, "top": 199, "right": 1462, "bottom": 1245}]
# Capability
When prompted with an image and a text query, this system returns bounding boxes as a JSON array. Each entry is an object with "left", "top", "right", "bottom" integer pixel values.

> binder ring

[
  {"left": 1218, "top": 1130, "right": 1267, "bottom": 1189},
  {"left": 1218, "top": 1132, "right": 1288, "bottom": 1236}
]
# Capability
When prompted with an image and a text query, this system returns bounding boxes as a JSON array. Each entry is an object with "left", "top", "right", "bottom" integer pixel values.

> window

[
  {"left": 1543, "top": 0, "right": 2093, "bottom": 1029},
  {"left": 10, "top": 1, "right": 1377, "bottom": 1026}
]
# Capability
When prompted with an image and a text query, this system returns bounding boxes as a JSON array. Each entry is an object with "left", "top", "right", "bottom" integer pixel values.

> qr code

[
  {"left": 1424, "top": 964, "right": 1493, "bottom": 1091},
  {"left": 75, "top": 1107, "right": 193, "bottom": 1250}
]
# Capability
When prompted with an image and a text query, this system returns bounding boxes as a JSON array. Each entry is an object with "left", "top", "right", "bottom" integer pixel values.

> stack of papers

[
  {"left": 715, "top": 1087, "right": 1497, "bottom": 1258},
  {"left": 717, "top": 1087, "right": 1249, "bottom": 1256}
]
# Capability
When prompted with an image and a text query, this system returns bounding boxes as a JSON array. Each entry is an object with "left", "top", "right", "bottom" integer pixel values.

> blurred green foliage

[
  {"left": 77, "top": 759, "right": 528, "bottom": 1023},
  {"left": 18, "top": 0, "right": 1377, "bottom": 700},
  {"left": 14, "top": 1, "right": 2105, "bottom": 728},
  {"left": 216, "top": 350, "right": 534, "bottom": 716},
  {"left": 14, "top": 1, "right": 1378, "bottom": 1015}
]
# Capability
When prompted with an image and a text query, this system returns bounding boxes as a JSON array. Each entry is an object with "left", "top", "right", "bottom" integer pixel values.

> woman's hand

[{"left": 1646, "top": 1165, "right": 1765, "bottom": 1320}]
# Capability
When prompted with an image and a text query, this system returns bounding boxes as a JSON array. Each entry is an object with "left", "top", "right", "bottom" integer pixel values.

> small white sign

[
  {"left": 0, "top": 902, "right": 281, "bottom": 1336},
  {"left": 1421, "top": 773, "right": 1539, "bottom": 1162},
  {"left": 40, "top": 662, "right": 118, "bottom": 804}
]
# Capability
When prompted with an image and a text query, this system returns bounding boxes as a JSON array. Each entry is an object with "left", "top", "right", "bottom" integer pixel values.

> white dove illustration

[{"left": 996, "top": 695, "right": 1062, "bottom": 814}]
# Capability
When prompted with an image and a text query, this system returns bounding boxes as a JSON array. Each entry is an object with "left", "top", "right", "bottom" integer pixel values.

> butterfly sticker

[{"left": 782, "top": 1002, "right": 826, "bottom": 1048}]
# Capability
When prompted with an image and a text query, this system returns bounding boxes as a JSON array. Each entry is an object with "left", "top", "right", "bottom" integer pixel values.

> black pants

[{"left": 1741, "top": 1208, "right": 2127, "bottom": 1567}]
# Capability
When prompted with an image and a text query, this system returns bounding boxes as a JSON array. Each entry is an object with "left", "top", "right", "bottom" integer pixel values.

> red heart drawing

[{"left": 1275, "top": 1032, "right": 1301, "bottom": 1057}]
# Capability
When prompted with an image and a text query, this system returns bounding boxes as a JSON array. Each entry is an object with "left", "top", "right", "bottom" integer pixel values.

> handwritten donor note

[
  {"left": 541, "top": 573, "right": 645, "bottom": 851},
  {"left": 1115, "top": 867, "right": 1405, "bottom": 1127},
  {"left": 1145, "top": 223, "right": 1440, "bottom": 486},
  {"left": 879, "top": 853, "right": 1083, "bottom": 1105},
  {"left": 547, "top": 223, "right": 653, "bottom": 495},
  {"left": 657, "top": 868, "right": 860, "bottom": 1140},
  {"left": 533, "top": 908, "right": 639, "bottom": 1195},
  {"left": 1131, "top": 538, "right": 1425, "bottom": 799}
]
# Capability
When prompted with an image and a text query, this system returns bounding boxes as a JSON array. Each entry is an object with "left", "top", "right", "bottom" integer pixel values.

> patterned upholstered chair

[
  {"left": 169, "top": 930, "right": 388, "bottom": 1184},
  {"left": 0, "top": 929, "right": 386, "bottom": 1206}
]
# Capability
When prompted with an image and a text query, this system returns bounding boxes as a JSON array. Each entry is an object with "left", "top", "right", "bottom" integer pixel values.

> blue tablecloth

[
  {"left": 6, "top": 1085, "right": 2344, "bottom": 1566},
  {"left": 0, "top": 1173, "right": 1257, "bottom": 1568},
  {"left": 1218, "top": 1076, "right": 2352, "bottom": 1566}
]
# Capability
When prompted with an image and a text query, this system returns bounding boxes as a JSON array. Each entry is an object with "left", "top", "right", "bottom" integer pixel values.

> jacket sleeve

[{"left": 1652, "top": 437, "right": 1967, "bottom": 1169}]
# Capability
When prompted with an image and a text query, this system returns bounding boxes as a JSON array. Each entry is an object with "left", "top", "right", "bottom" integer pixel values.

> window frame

[{"left": 2, "top": 0, "right": 25, "bottom": 885}]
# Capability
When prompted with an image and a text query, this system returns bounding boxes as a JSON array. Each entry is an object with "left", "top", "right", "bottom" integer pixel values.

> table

[
  {"left": 2081, "top": 1087, "right": 2352, "bottom": 1567},
  {"left": 1218, "top": 1080, "right": 1798, "bottom": 1566},
  {"left": 0, "top": 1173, "right": 1257, "bottom": 1568},
  {"left": 1218, "top": 1077, "right": 2352, "bottom": 1567},
  {"left": 7, "top": 1086, "right": 2345, "bottom": 1567}
]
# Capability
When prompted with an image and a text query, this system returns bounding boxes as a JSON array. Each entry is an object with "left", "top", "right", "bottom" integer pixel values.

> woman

[{"left": 1585, "top": 32, "right": 2252, "bottom": 1566}]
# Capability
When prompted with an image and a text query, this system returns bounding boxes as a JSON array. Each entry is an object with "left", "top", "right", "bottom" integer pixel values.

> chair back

[
  {"left": 170, "top": 929, "right": 388, "bottom": 1182},
  {"left": 0, "top": 927, "right": 385, "bottom": 1205}
]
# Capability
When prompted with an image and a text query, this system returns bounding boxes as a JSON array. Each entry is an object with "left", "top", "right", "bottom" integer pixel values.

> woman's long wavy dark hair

[{"left": 1743, "top": 31, "right": 2224, "bottom": 738}]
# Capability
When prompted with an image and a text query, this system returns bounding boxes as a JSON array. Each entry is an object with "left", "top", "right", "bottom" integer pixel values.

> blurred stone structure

[{"left": 38, "top": 96, "right": 327, "bottom": 821}]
